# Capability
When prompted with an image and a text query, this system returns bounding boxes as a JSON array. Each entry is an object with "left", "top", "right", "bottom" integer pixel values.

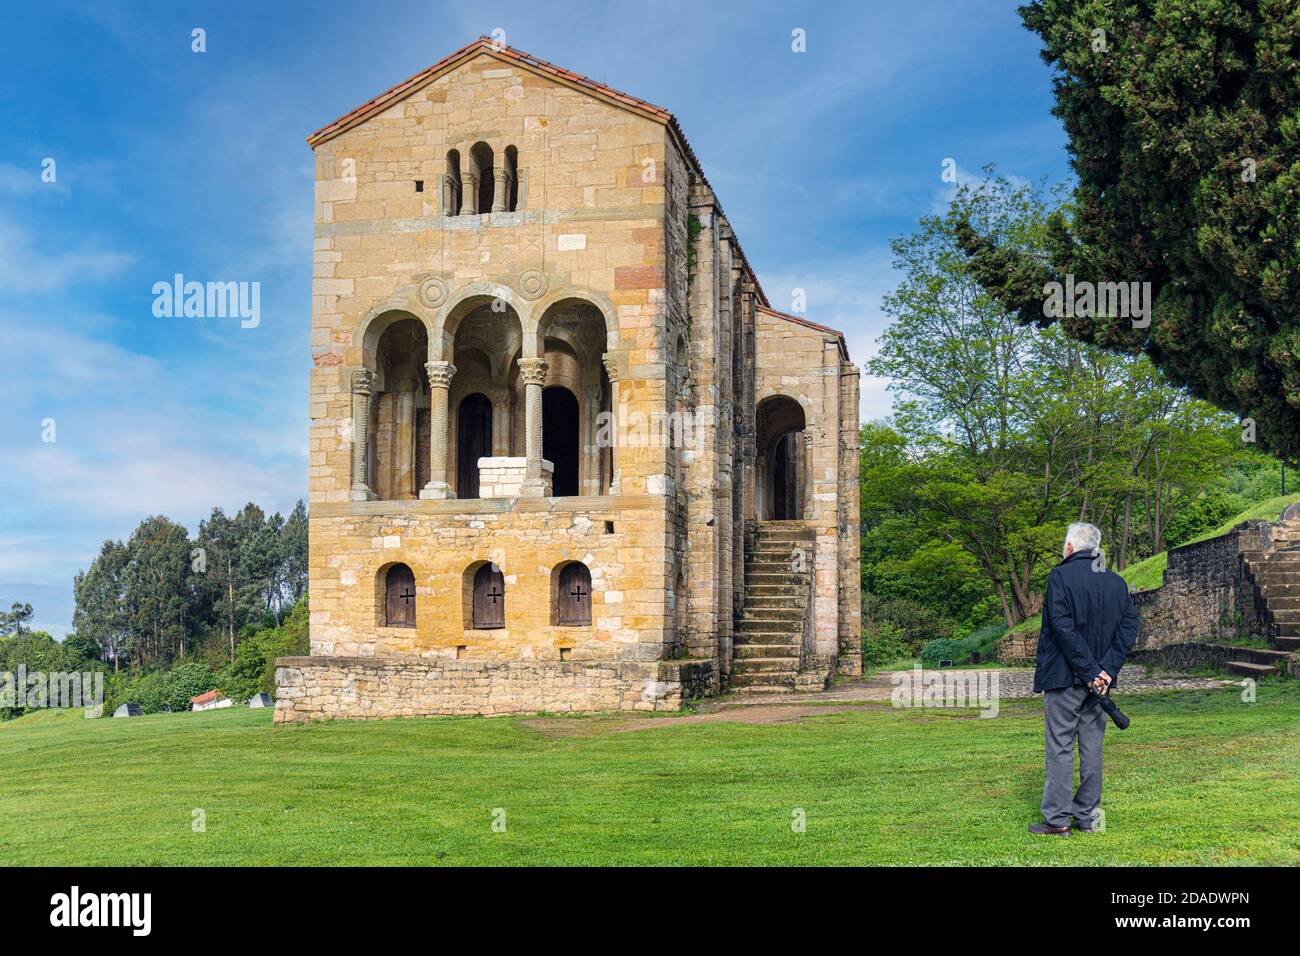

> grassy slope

[
  {"left": 2, "top": 683, "right": 1298, "bottom": 865},
  {"left": 1007, "top": 493, "right": 1300, "bottom": 641}
]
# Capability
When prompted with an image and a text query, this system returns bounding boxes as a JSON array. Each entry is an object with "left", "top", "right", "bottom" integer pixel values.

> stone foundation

[{"left": 273, "top": 655, "right": 715, "bottom": 722}]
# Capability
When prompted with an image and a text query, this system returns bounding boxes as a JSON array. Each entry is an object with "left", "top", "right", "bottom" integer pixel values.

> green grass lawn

[{"left": 2, "top": 682, "right": 1297, "bottom": 865}]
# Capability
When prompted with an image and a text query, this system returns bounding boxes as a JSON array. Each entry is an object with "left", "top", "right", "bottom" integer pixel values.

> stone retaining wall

[
  {"left": 273, "top": 655, "right": 715, "bottom": 722},
  {"left": 1131, "top": 520, "right": 1274, "bottom": 648},
  {"left": 998, "top": 520, "right": 1276, "bottom": 664}
]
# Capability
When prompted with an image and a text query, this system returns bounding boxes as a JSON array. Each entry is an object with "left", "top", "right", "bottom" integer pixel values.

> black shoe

[{"left": 1028, "top": 821, "right": 1071, "bottom": 835}]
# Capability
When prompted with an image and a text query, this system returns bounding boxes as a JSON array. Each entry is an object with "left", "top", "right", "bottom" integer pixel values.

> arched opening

[
  {"left": 504, "top": 145, "right": 519, "bottom": 211},
  {"left": 446, "top": 298, "right": 522, "bottom": 496},
  {"left": 543, "top": 386, "right": 580, "bottom": 497},
  {"left": 553, "top": 561, "right": 592, "bottom": 626},
  {"left": 466, "top": 562, "right": 506, "bottom": 630},
  {"left": 470, "top": 142, "right": 494, "bottom": 215},
  {"left": 382, "top": 563, "right": 416, "bottom": 628},
  {"left": 756, "top": 395, "right": 807, "bottom": 520},
  {"left": 444, "top": 149, "right": 462, "bottom": 215},
  {"left": 371, "top": 318, "right": 430, "bottom": 501},
  {"left": 456, "top": 393, "right": 493, "bottom": 498},
  {"left": 536, "top": 298, "right": 610, "bottom": 496}
]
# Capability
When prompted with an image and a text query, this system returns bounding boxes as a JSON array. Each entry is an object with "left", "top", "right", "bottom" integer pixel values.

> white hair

[{"left": 1065, "top": 522, "right": 1102, "bottom": 553}]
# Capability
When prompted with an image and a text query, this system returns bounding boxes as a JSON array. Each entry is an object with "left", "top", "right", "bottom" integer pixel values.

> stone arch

[
  {"left": 531, "top": 288, "right": 620, "bottom": 355},
  {"left": 756, "top": 394, "right": 808, "bottom": 521},
  {"left": 350, "top": 298, "right": 436, "bottom": 370},
  {"left": 433, "top": 282, "right": 533, "bottom": 361}
]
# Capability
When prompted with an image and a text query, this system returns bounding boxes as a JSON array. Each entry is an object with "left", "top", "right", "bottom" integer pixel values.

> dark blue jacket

[{"left": 1034, "top": 549, "right": 1139, "bottom": 693}]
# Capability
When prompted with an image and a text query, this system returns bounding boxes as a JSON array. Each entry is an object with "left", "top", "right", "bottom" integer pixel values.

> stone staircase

[
  {"left": 730, "top": 522, "right": 814, "bottom": 694},
  {"left": 1232, "top": 518, "right": 1300, "bottom": 678}
]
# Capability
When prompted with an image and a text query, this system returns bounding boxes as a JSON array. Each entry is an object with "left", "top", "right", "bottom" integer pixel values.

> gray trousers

[{"left": 1041, "top": 684, "right": 1107, "bottom": 828}]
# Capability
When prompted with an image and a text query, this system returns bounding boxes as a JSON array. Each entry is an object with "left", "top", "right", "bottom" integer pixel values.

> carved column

[
  {"left": 602, "top": 353, "right": 622, "bottom": 495},
  {"left": 419, "top": 361, "right": 456, "bottom": 499},
  {"left": 442, "top": 175, "right": 458, "bottom": 216},
  {"left": 349, "top": 369, "right": 376, "bottom": 501},
  {"left": 518, "top": 357, "right": 550, "bottom": 497},
  {"left": 459, "top": 173, "right": 479, "bottom": 215},
  {"left": 491, "top": 169, "right": 511, "bottom": 212}
]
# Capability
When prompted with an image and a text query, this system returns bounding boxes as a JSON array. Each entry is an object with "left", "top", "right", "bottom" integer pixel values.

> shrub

[
  {"left": 160, "top": 661, "right": 219, "bottom": 712},
  {"left": 920, "top": 638, "right": 963, "bottom": 667},
  {"left": 862, "top": 621, "right": 910, "bottom": 668}
]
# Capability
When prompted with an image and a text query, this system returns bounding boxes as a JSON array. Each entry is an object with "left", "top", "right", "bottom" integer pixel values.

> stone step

[
  {"left": 743, "top": 595, "right": 808, "bottom": 609},
  {"left": 745, "top": 583, "right": 804, "bottom": 596},
  {"left": 1225, "top": 660, "right": 1278, "bottom": 678},
  {"left": 1267, "top": 608, "right": 1300, "bottom": 621},
  {"left": 733, "top": 625, "right": 801, "bottom": 642},
  {"left": 733, "top": 642, "right": 801, "bottom": 659},
  {"left": 1278, "top": 622, "right": 1300, "bottom": 636},
  {"left": 1251, "top": 574, "right": 1300, "bottom": 588},
  {"left": 1258, "top": 558, "right": 1300, "bottom": 571},
  {"left": 741, "top": 607, "right": 804, "bottom": 622},
  {"left": 1257, "top": 583, "right": 1300, "bottom": 598},
  {"left": 754, "top": 532, "right": 816, "bottom": 544},
  {"left": 748, "top": 560, "right": 806, "bottom": 573},
  {"left": 1273, "top": 636, "right": 1300, "bottom": 651},
  {"left": 1262, "top": 596, "right": 1300, "bottom": 609},
  {"left": 732, "top": 656, "right": 803, "bottom": 674},
  {"left": 1227, "top": 647, "right": 1294, "bottom": 666},
  {"left": 728, "top": 672, "right": 797, "bottom": 690},
  {"left": 729, "top": 683, "right": 799, "bottom": 695},
  {"left": 745, "top": 572, "right": 809, "bottom": 585},
  {"left": 736, "top": 627, "right": 801, "bottom": 641}
]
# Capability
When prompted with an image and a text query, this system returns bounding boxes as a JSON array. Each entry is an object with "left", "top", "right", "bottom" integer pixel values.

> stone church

[{"left": 275, "top": 38, "right": 861, "bottom": 721}]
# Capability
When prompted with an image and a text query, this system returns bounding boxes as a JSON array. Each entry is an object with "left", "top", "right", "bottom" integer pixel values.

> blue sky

[{"left": 0, "top": 0, "right": 1071, "bottom": 634}]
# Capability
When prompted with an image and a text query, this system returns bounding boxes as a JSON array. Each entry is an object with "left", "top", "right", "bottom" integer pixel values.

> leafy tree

[
  {"left": 870, "top": 176, "right": 1244, "bottom": 625},
  {"left": 957, "top": 1, "right": 1300, "bottom": 459},
  {"left": 160, "top": 661, "right": 219, "bottom": 712}
]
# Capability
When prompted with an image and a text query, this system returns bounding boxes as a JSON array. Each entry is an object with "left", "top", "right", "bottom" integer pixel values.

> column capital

[
  {"left": 601, "top": 352, "right": 622, "bottom": 383},
  {"left": 518, "top": 357, "right": 549, "bottom": 387},
  {"left": 350, "top": 368, "right": 375, "bottom": 396},
  {"left": 424, "top": 361, "right": 456, "bottom": 390}
]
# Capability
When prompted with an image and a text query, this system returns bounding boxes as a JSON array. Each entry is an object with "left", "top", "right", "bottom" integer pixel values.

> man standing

[{"left": 1028, "top": 522, "right": 1139, "bottom": 836}]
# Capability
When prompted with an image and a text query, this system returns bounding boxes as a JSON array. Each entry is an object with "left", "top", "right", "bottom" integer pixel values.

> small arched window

[
  {"left": 444, "top": 149, "right": 462, "bottom": 216},
  {"left": 472, "top": 563, "right": 506, "bottom": 629},
  {"left": 384, "top": 563, "right": 416, "bottom": 628},
  {"left": 504, "top": 145, "right": 519, "bottom": 211},
  {"left": 556, "top": 562, "right": 592, "bottom": 626}
]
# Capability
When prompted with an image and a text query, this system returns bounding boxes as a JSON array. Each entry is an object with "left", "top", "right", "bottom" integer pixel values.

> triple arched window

[
  {"left": 385, "top": 561, "right": 593, "bottom": 631},
  {"left": 443, "top": 143, "right": 519, "bottom": 215}
]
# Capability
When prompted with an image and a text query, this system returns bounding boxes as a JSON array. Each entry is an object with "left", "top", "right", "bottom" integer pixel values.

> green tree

[{"left": 957, "top": 0, "right": 1300, "bottom": 459}]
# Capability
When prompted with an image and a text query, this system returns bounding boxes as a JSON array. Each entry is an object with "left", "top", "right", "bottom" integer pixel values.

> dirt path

[{"left": 521, "top": 668, "right": 1240, "bottom": 736}]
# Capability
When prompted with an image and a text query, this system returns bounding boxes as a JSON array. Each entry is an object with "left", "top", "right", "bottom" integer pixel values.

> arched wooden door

[
  {"left": 384, "top": 564, "right": 416, "bottom": 628},
  {"left": 472, "top": 563, "right": 506, "bottom": 629},
  {"left": 457, "top": 393, "right": 493, "bottom": 499}
]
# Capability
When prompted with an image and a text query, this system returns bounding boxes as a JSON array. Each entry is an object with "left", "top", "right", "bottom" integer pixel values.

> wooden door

[
  {"left": 385, "top": 564, "right": 416, "bottom": 628},
  {"left": 457, "top": 394, "right": 493, "bottom": 499},
  {"left": 472, "top": 563, "right": 506, "bottom": 629},
  {"left": 556, "top": 562, "right": 592, "bottom": 626}
]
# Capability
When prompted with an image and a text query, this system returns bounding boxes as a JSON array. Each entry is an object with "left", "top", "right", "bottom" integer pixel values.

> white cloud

[{"left": 0, "top": 218, "right": 132, "bottom": 293}]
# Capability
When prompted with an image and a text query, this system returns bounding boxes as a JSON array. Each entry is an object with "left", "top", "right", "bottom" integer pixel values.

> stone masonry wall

[
  {"left": 275, "top": 656, "right": 714, "bottom": 722},
  {"left": 1001, "top": 520, "right": 1277, "bottom": 663},
  {"left": 1132, "top": 520, "right": 1275, "bottom": 647}
]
